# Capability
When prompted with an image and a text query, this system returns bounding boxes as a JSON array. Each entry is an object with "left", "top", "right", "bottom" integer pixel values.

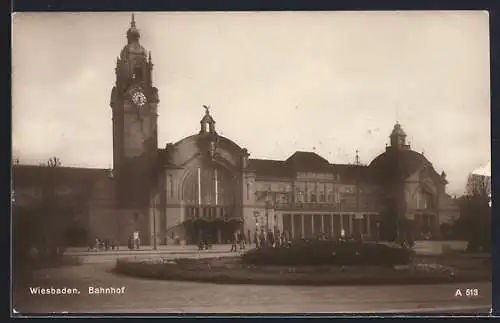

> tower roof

[
  {"left": 120, "top": 13, "right": 146, "bottom": 59},
  {"left": 200, "top": 105, "right": 215, "bottom": 124},
  {"left": 390, "top": 122, "right": 407, "bottom": 137},
  {"left": 126, "top": 13, "right": 140, "bottom": 42}
]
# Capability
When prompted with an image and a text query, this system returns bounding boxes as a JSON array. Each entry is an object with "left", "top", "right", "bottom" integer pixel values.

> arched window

[
  {"left": 182, "top": 165, "right": 234, "bottom": 206},
  {"left": 418, "top": 188, "right": 434, "bottom": 210}
]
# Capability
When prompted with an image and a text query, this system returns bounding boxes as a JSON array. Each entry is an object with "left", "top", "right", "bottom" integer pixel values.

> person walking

[
  {"left": 240, "top": 231, "right": 246, "bottom": 250},
  {"left": 230, "top": 230, "right": 238, "bottom": 252},
  {"left": 259, "top": 229, "right": 265, "bottom": 248}
]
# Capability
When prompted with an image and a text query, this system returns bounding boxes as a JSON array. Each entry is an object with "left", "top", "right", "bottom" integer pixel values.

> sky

[{"left": 12, "top": 11, "right": 490, "bottom": 196}]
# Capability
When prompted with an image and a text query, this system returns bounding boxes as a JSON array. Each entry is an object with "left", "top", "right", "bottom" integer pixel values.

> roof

[
  {"left": 248, "top": 159, "right": 290, "bottom": 178},
  {"left": 285, "top": 151, "right": 330, "bottom": 172},
  {"left": 12, "top": 165, "right": 109, "bottom": 203},
  {"left": 249, "top": 151, "right": 373, "bottom": 183}
]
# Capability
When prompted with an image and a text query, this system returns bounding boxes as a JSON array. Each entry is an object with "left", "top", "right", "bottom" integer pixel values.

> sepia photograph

[{"left": 11, "top": 11, "right": 492, "bottom": 315}]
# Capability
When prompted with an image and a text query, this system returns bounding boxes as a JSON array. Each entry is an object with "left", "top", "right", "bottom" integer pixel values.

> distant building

[
  {"left": 12, "top": 15, "right": 459, "bottom": 245},
  {"left": 466, "top": 161, "right": 491, "bottom": 197}
]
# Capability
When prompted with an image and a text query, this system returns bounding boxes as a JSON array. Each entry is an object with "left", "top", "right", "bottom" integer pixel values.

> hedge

[{"left": 241, "top": 240, "right": 414, "bottom": 267}]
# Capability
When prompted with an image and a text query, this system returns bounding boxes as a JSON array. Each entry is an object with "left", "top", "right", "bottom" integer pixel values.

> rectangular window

[
  {"left": 320, "top": 191, "right": 326, "bottom": 202},
  {"left": 311, "top": 193, "right": 317, "bottom": 203},
  {"left": 296, "top": 190, "right": 304, "bottom": 203}
]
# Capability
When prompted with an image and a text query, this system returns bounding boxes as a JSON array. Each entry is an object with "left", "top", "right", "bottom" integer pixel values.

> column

[
  {"left": 215, "top": 168, "right": 218, "bottom": 205},
  {"left": 197, "top": 167, "right": 201, "bottom": 205},
  {"left": 340, "top": 213, "right": 344, "bottom": 234},
  {"left": 321, "top": 214, "right": 325, "bottom": 234},
  {"left": 291, "top": 213, "right": 295, "bottom": 239},
  {"left": 301, "top": 214, "right": 305, "bottom": 238},
  {"left": 350, "top": 214, "right": 354, "bottom": 236},
  {"left": 331, "top": 213, "right": 334, "bottom": 235},
  {"left": 366, "top": 214, "right": 371, "bottom": 238}
]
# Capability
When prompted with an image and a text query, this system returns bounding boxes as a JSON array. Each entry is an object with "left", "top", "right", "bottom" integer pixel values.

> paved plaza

[{"left": 13, "top": 249, "right": 492, "bottom": 315}]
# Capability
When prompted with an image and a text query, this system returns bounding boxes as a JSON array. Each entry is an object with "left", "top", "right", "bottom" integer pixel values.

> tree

[
  {"left": 12, "top": 157, "right": 71, "bottom": 261},
  {"left": 452, "top": 174, "right": 491, "bottom": 252}
]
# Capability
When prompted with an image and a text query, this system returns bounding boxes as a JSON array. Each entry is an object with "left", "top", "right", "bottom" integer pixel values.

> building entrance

[
  {"left": 181, "top": 163, "right": 240, "bottom": 245},
  {"left": 186, "top": 218, "right": 242, "bottom": 245}
]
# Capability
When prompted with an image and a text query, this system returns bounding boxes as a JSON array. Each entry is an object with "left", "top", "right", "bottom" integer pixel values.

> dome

[
  {"left": 120, "top": 43, "right": 147, "bottom": 59},
  {"left": 369, "top": 148, "right": 431, "bottom": 184},
  {"left": 127, "top": 25, "right": 140, "bottom": 40}
]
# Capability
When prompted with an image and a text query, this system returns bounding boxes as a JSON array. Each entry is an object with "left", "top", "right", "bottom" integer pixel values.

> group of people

[
  {"left": 88, "top": 233, "right": 142, "bottom": 251},
  {"left": 127, "top": 235, "right": 141, "bottom": 250},
  {"left": 88, "top": 238, "right": 119, "bottom": 252},
  {"left": 230, "top": 230, "right": 247, "bottom": 252},
  {"left": 254, "top": 229, "right": 292, "bottom": 249}
]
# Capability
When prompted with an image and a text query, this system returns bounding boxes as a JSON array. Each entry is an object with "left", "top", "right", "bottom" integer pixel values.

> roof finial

[
  {"left": 148, "top": 51, "right": 152, "bottom": 62},
  {"left": 131, "top": 13, "right": 136, "bottom": 28},
  {"left": 355, "top": 149, "right": 360, "bottom": 165},
  {"left": 203, "top": 105, "right": 210, "bottom": 115}
]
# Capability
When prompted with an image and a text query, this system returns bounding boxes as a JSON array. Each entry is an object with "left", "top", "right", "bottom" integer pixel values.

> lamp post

[
  {"left": 151, "top": 195, "right": 158, "bottom": 251},
  {"left": 253, "top": 211, "right": 259, "bottom": 245},
  {"left": 265, "top": 200, "right": 271, "bottom": 231},
  {"left": 153, "top": 202, "right": 157, "bottom": 250}
]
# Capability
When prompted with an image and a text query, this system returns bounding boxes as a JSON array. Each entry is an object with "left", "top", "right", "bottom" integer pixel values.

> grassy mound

[{"left": 113, "top": 253, "right": 490, "bottom": 286}]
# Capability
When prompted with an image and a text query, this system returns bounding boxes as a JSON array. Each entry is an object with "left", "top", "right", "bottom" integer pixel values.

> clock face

[{"left": 131, "top": 90, "right": 147, "bottom": 107}]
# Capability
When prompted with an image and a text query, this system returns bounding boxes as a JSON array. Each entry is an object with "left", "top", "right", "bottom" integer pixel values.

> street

[{"left": 13, "top": 250, "right": 492, "bottom": 315}]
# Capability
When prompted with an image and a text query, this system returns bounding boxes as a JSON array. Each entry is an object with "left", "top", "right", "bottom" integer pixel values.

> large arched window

[
  {"left": 181, "top": 165, "right": 235, "bottom": 206},
  {"left": 417, "top": 188, "right": 434, "bottom": 210}
]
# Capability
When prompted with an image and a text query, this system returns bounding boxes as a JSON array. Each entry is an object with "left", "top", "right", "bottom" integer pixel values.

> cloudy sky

[{"left": 12, "top": 11, "right": 490, "bottom": 195}]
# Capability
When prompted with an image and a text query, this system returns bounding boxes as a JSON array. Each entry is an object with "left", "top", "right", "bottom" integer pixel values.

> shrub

[{"left": 242, "top": 240, "right": 414, "bottom": 267}]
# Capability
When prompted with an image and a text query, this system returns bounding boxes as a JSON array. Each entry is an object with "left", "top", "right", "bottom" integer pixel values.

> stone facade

[{"left": 11, "top": 15, "right": 459, "bottom": 246}]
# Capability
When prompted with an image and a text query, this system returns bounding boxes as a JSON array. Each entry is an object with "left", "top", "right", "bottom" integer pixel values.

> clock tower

[{"left": 110, "top": 14, "right": 159, "bottom": 208}]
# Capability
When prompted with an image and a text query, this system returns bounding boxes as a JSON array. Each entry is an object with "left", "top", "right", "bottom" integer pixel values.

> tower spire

[
  {"left": 131, "top": 13, "right": 136, "bottom": 28},
  {"left": 126, "top": 13, "right": 140, "bottom": 43}
]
